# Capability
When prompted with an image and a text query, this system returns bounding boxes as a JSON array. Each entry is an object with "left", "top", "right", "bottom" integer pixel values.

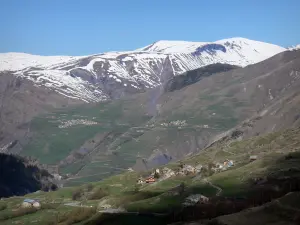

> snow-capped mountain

[
  {"left": 0, "top": 38, "right": 286, "bottom": 102},
  {"left": 288, "top": 44, "right": 300, "bottom": 51}
]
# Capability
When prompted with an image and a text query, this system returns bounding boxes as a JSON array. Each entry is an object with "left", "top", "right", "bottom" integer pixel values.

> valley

[
  {"left": 2, "top": 124, "right": 300, "bottom": 224},
  {"left": 3, "top": 48, "right": 298, "bottom": 188},
  {"left": 1, "top": 39, "right": 300, "bottom": 225}
]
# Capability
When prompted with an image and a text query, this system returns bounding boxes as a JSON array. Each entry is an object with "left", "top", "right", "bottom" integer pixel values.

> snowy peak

[
  {"left": 0, "top": 37, "right": 286, "bottom": 103},
  {"left": 138, "top": 37, "right": 285, "bottom": 55},
  {"left": 288, "top": 44, "right": 300, "bottom": 51},
  {"left": 0, "top": 52, "right": 84, "bottom": 72},
  {"left": 138, "top": 40, "right": 208, "bottom": 53}
]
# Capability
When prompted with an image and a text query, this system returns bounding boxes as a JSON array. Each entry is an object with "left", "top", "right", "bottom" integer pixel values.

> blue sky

[{"left": 0, "top": 0, "right": 299, "bottom": 55}]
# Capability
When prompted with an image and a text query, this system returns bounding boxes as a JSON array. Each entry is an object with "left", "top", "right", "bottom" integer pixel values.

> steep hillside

[
  {"left": 0, "top": 153, "right": 57, "bottom": 198},
  {"left": 0, "top": 72, "right": 82, "bottom": 151},
  {"left": 207, "top": 192, "right": 300, "bottom": 225},
  {"left": 3, "top": 49, "right": 298, "bottom": 187},
  {"left": 172, "top": 192, "right": 300, "bottom": 225},
  {"left": 164, "top": 63, "right": 240, "bottom": 92},
  {"left": 0, "top": 38, "right": 284, "bottom": 149},
  {"left": 2, "top": 126, "right": 300, "bottom": 224}
]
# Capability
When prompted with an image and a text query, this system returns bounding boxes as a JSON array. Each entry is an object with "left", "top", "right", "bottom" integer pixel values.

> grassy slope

[
  {"left": 21, "top": 97, "right": 153, "bottom": 185},
  {"left": 18, "top": 63, "right": 257, "bottom": 185},
  {"left": 212, "top": 192, "right": 300, "bottom": 225},
  {"left": 13, "top": 50, "right": 300, "bottom": 187},
  {"left": 3, "top": 127, "right": 300, "bottom": 224},
  {"left": 173, "top": 192, "right": 300, "bottom": 225},
  {"left": 20, "top": 83, "right": 248, "bottom": 186}
]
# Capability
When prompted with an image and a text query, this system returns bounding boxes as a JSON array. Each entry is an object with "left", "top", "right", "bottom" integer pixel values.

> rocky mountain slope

[
  {"left": 0, "top": 72, "right": 82, "bottom": 150},
  {"left": 3, "top": 49, "right": 298, "bottom": 187},
  {"left": 0, "top": 38, "right": 285, "bottom": 102},
  {"left": 133, "top": 48, "right": 300, "bottom": 170},
  {"left": 0, "top": 38, "right": 285, "bottom": 152},
  {"left": 1, "top": 41, "right": 300, "bottom": 225},
  {"left": 0, "top": 153, "right": 57, "bottom": 198}
]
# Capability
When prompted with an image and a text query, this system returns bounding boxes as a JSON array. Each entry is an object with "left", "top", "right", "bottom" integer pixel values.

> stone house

[
  {"left": 250, "top": 155, "right": 258, "bottom": 161},
  {"left": 145, "top": 177, "right": 156, "bottom": 183},
  {"left": 137, "top": 177, "right": 145, "bottom": 184},
  {"left": 161, "top": 167, "right": 175, "bottom": 179},
  {"left": 22, "top": 199, "right": 41, "bottom": 209},
  {"left": 195, "top": 164, "right": 203, "bottom": 173},
  {"left": 183, "top": 194, "right": 209, "bottom": 206}
]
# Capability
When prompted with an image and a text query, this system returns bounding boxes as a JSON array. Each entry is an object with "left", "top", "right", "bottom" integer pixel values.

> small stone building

[
  {"left": 183, "top": 194, "right": 209, "bottom": 206},
  {"left": 250, "top": 155, "right": 258, "bottom": 161},
  {"left": 137, "top": 177, "right": 145, "bottom": 184},
  {"left": 22, "top": 199, "right": 41, "bottom": 209},
  {"left": 179, "top": 164, "right": 196, "bottom": 175},
  {"left": 161, "top": 167, "right": 175, "bottom": 179},
  {"left": 198, "top": 195, "right": 210, "bottom": 203},
  {"left": 145, "top": 177, "right": 156, "bottom": 183},
  {"left": 195, "top": 164, "right": 203, "bottom": 173}
]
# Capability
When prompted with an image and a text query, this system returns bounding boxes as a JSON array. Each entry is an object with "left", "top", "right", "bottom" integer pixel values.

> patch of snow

[
  {"left": 288, "top": 44, "right": 300, "bottom": 51},
  {"left": 0, "top": 52, "right": 84, "bottom": 72},
  {"left": 137, "top": 40, "right": 208, "bottom": 53}
]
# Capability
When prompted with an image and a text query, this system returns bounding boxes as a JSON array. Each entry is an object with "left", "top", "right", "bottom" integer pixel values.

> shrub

[
  {"left": 202, "top": 166, "right": 214, "bottom": 177},
  {"left": 86, "top": 183, "right": 94, "bottom": 192},
  {"left": 179, "top": 163, "right": 184, "bottom": 169},
  {"left": 72, "top": 188, "right": 84, "bottom": 200},
  {"left": 0, "top": 202, "right": 7, "bottom": 211},
  {"left": 154, "top": 172, "right": 160, "bottom": 179},
  {"left": 88, "top": 188, "right": 108, "bottom": 200}
]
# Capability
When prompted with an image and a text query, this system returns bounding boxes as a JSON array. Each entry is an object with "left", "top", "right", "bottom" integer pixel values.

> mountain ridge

[
  {"left": 2, "top": 49, "right": 297, "bottom": 186},
  {"left": 0, "top": 38, "right": 286, "bottom": 103}
]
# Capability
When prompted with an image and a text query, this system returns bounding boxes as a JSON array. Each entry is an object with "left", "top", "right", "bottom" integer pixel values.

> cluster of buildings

[
  {"left": 160, "top": 120, "right": 187, "bottom": 127},
  {"left": 136, "top": 159, "right": 238, "bottom": 185},
  {"left": 136, "top": 164, "right": 204, "bottom": 185},
  {"left": 137, "top": 168, "right": 173, "bottom": 184},
  {"left": 135, "top": 155, "right": 260, "bottom": 186},
  {"left": 213, "top": 159, "right": 234, "bottom": 172},
  {"left": 58, "top": 119, "right": 98, "bottom": 128}
]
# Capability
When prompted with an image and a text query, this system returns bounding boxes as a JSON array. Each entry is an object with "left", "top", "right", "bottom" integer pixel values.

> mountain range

[
  {"left": 0, "top": 38, "right": 286, "bottom": 150},
  {"left": 1, "top": 37, "right": 300, "bottom": 225},
  {"left": 0, "top": 38, "right": 285, "bottom": 102},
  {"left": 1, "top": 37, "right": 299, "bottom": 187}
]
